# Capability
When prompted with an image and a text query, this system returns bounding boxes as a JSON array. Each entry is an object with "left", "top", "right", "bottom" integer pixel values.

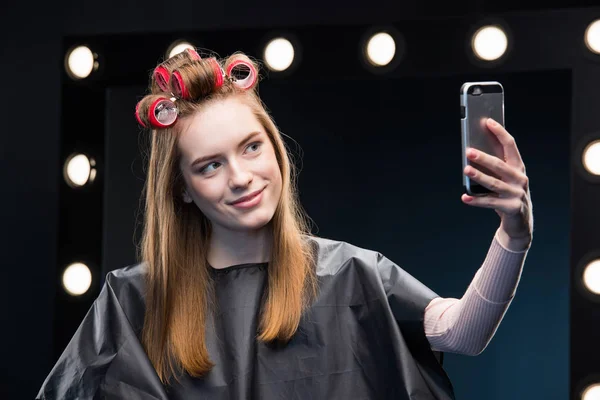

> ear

[{"left": 182, "top": 190, "right": 193, "bottom": 203}]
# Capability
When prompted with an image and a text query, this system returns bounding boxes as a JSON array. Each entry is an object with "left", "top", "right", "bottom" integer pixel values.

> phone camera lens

[{"left": 473, "top": 86, "right": 482, "bottom": 96}]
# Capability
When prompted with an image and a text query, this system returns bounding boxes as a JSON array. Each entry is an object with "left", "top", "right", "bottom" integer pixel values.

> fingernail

[
  {"left": 488, "top": 118, "right": 497, "bottom": 126},
  {"left": 467, "top": 148, "right": 477, "bottom": 158}
]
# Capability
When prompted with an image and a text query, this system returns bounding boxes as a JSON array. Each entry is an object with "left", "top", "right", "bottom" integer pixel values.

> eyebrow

[{"left": 190, "top": 131, "right": 263, "bottom": 169}]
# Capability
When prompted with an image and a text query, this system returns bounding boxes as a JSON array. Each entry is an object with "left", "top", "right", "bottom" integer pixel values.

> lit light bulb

[
  {"left": 472, "top": 25, "right": 508, "bottom": 61},
  {"left": 62, "top": 263, "right": 92, "bottom": 296},
  {"left": 264, "top": 38, "right": 295, "bottom": 72},
  {"left": 366, "top": 32, "right": 396, "bottom": 67},
  {"left": 66, "top": 46, "right": 95, "bottom": 79}
]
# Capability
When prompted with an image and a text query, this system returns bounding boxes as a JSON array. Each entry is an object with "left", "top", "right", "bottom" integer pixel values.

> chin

[{"left": 232, "top": 207, "right": 276, "bottom": 232}]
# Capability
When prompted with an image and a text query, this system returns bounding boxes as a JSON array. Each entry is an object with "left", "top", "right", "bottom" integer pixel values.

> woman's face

[{"left": 178, "top": 96, "right": 282, "bottom": 234}]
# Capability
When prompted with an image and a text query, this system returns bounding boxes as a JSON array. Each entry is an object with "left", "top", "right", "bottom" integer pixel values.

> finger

[
  {"left": 478, "top": 117, "right": 505, "bottom": 161},
  {"left": 486, "top": 118, "right": 524, "bottom": 170},
  {"left": 466, "top": 147, "right": 525, "bottom": 183},
  {"left": 462, "top": 193, "right": 523, "bottom": 214},
  {"left": 464, "top": 165, "right": 523, "bottom": 197}
]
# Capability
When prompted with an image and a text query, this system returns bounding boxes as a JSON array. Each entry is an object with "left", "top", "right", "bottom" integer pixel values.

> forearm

[
  {"left": 424, "top": 229, "right": 530, "bottom": 355},
  {"left": 496, "top": 226, "right": 532, "bottom": 253}
]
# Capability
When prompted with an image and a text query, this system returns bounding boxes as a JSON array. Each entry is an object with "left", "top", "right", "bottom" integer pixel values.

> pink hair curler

[
  {"left": 186, "top": 48, "right": 201, "bottom": 60},
  {"left": 171, "top": 70, "right": 190, "bottom": 99},
  {"left": 208, "top": 58, "right": 224, "bottom": 89},
  {"left": 153, "top": 66, "right": 171, "bottom": 92},
  {"left": 225, "top": 60, "right": 258, "bottom": 90},
  {"left": 148, "top": 97, "right": 178, "bottom": 128},
  {"left": 135, "top": 101, "right": 147, "bottom": 128}
]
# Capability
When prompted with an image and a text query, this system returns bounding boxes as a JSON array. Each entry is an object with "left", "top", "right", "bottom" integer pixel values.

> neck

[{"left": 208, "top": 223, "right": 273, "bottom": 269}]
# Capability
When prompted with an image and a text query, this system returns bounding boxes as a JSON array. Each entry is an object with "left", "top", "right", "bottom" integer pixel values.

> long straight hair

[{"left": 135, "top": 51, "right": 318, "bottom": 384}]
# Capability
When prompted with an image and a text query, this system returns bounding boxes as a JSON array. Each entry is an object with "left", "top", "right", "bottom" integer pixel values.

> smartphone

[{"left": 460, "top": 81, "right": 505, "bottom": 196}]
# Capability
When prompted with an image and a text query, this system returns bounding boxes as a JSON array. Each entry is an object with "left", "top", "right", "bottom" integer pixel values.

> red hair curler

[
  {"left": 186, "top": 48, "right": 201, "bottom": 60},
  {"left": 153, "top": 66, "right": 171, "bottom": 92},
  {"left": 226, "top": 60, "right": 258, "bottom": 90},
  {"left": 148, "top": 97, "right": 178, "bottom": 128},
  {"left": 171, "top": 70, "right": 190, "bottom": 99},
  {"left": 135, "top": 101, "right": 147, "bottom": 128},
  {"left": 208, "top": 58, "right": 224, "bottom": 89}
]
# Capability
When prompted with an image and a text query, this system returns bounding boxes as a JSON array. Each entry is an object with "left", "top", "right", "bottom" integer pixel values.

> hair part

[{"left": 136, "top": 50, "right": 318, "bottom": 384}]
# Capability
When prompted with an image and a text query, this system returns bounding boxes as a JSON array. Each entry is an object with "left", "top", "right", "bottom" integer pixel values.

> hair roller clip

[
  {"left": 186, "top": 48, "right": 201, "bottom": 60},
  {"left": 148, "top": 97, "right": 178, "bottom": 128},
  {"left": 171, "top": 70, "right": 190, "bottom": 100},
  {"left": 225, "top": 60, "right": 258, "bottom": 90},
  {"left": 135, "top": 101, "right": 147, "bottom": 128},
  {"left": 153, "top": 66, "right": 171, "bottom": 92},
  {"left": 208, "top": 58, "right": 224, "bottom": 89}
]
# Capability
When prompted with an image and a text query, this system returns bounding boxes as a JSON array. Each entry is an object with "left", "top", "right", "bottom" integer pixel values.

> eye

[
  {"left": 198, "top": 162, "right": 221, "bottom": 174},
  {"left": 246, "top": 141, "right": 262, "bottom": 153}
]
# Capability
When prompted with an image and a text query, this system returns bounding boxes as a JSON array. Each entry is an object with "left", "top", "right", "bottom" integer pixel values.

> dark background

[
  {"left": 1, "top": 1, "right": 598, "bottom": 399},
  {"left": 102, "top": 73, "right": 570, "bottom": 399}
]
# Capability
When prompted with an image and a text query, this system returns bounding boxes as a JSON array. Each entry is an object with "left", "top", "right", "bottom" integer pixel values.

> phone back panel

[{"left": 460, "top": 82, "right": 505, "bottom": 195}]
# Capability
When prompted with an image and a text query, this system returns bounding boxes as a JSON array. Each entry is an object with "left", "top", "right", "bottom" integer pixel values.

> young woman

[{"left": 37, "top": 49, "right": 533, "bottom": 400}]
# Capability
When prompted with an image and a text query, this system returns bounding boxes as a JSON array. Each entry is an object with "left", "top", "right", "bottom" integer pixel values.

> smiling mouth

[{"left": 230, "top": 188, "right": 264, "bottom": 205}]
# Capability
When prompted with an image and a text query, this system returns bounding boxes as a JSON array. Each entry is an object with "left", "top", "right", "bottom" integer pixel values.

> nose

[{"left": 228, "top": 160, "right": 253, "bottom": 189}]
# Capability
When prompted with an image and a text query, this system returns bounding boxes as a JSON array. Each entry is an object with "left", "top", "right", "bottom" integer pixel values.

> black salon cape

[{"left": 37, "top": 236, "right": 455, "bottom": 399}]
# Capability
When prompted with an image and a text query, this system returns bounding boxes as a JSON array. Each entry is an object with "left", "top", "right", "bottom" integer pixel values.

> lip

[{"left": 230, "top": 188, "right": 265, "bottom": 206}]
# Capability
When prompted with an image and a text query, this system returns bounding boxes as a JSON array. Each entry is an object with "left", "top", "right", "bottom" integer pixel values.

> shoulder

[
  {"left": 304, "top": 234, "right": 383, "bottom": 277},
  {"left": 305, "top": 234, "right": 437, "bottom": 297},
  {"left": 305, "top": 235, "right": 437, "bottom": 317},
  {"left": 105, "top": 261, "right": 147, "bottom": 298},
  {"left": 106, "top": 261, "right": 147, "bottom": 283},
  {"left": 102, "top": 262, "right": 148, "bottom": 330}
]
